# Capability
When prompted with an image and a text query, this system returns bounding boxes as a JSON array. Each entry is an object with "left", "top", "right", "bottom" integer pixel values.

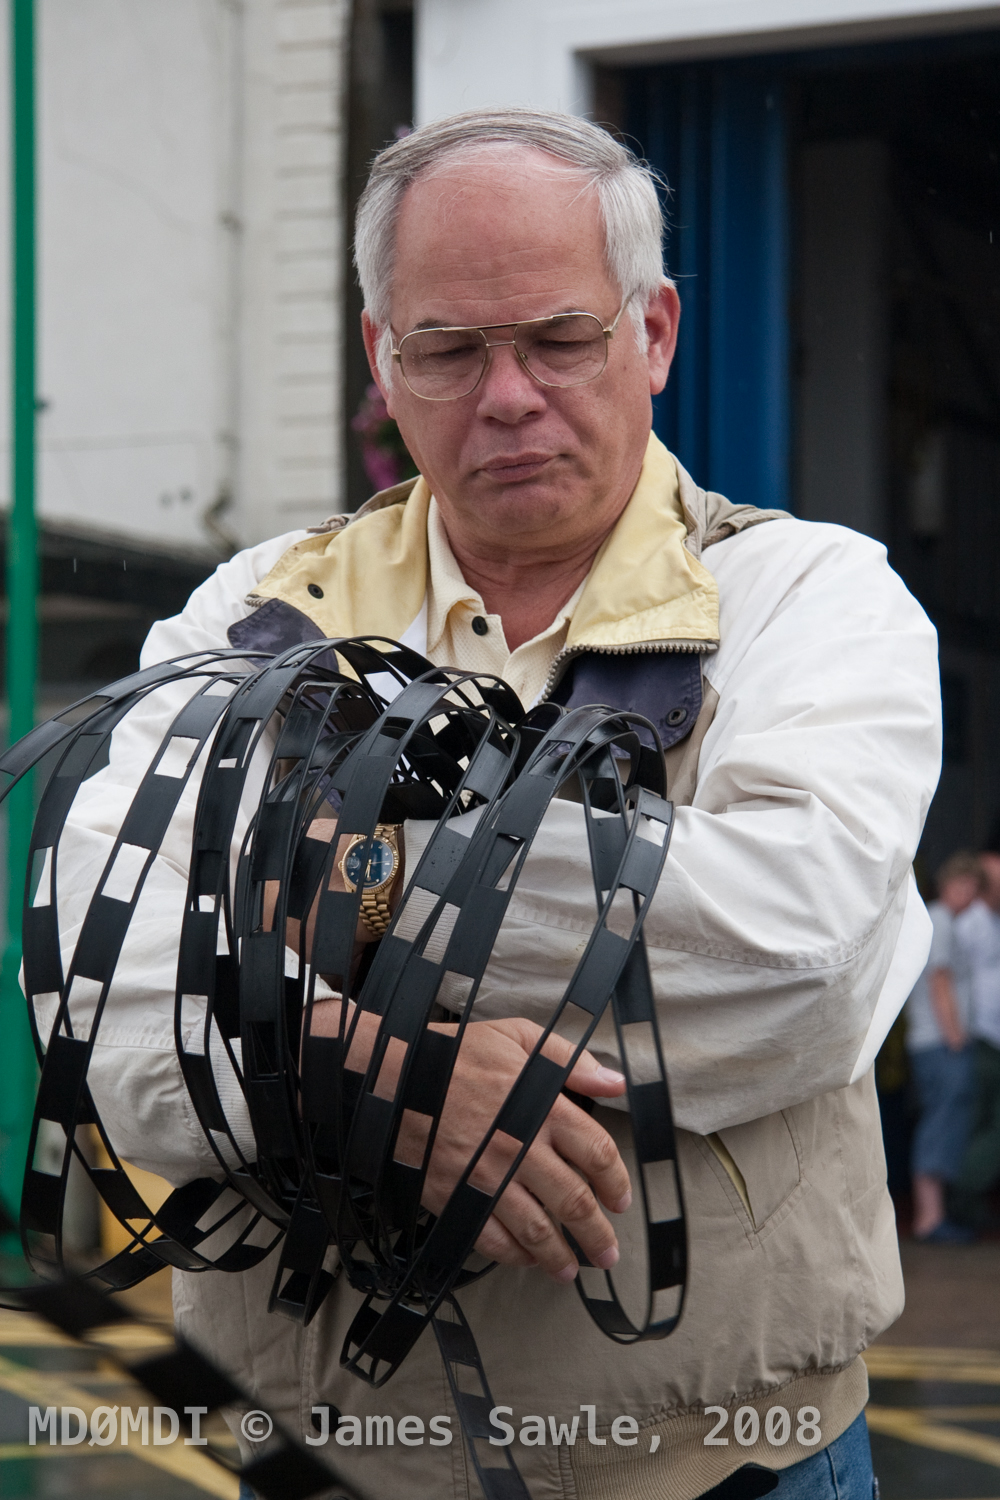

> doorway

[{"left": 614, "top": 32, "right": 1000, "bottom": 861}]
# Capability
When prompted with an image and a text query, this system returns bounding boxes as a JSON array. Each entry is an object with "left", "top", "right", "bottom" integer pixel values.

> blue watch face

[{"left": 344, "top": 838, "right": 395, "bottom": 890}]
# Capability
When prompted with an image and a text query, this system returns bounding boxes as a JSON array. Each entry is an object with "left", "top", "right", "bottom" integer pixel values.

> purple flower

[{"left": 351, "top": 384, "right": 419, "bottom": 492}]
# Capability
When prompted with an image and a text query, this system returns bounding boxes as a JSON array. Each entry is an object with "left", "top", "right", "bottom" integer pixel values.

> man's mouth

[{"left": 478, "top": 453, "right": 557, "bottom": 483}]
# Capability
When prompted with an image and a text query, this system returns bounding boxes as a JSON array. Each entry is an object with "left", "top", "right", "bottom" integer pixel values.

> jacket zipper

[
  {"left": 238, "top": 595, "right": 719, "bottom": 702},
  {"left": 540, "top": 637, "right": 717, "bottom": 703}
]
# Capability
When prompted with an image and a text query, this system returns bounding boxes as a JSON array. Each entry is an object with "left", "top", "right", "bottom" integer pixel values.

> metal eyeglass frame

[{"left": 390, "top": 295, "right": 631, "bottom": 402}]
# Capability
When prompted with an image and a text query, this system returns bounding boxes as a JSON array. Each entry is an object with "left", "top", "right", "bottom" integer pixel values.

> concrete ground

[
  {"left": 867, "top": 1240, "right": 1000, "bottom": 1500},
  {"left": 0, "top": 1262, "right": 240, "bottom": 1498},
  {"left": 1, "top": 1240, "right": 999, "bottom": 1497}
]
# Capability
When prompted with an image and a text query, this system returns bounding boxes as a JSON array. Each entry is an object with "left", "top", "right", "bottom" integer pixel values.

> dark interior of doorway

[
  {"left": 344, "top": 0, "right": 414, "bottom": 514},
  {"left": 794, "top": 38, "right": 1000, "bottom": 870},
  {"left": 605, "top": 33, "right": 1000, "bottom": 867}
]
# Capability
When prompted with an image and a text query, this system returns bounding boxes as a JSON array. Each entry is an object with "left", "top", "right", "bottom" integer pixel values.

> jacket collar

[{"left": 246, "top": 432, "right": 721, "bottom": 654}]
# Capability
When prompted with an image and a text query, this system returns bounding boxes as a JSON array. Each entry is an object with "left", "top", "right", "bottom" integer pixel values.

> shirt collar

[{"left": 425, "top": 497, "right": 483, "bottom": 654}]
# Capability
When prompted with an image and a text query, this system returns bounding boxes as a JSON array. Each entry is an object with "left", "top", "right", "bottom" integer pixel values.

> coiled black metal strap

[
  {"left": 16, "top": 651, "right": 286, "bottom": 1286},
  {"left": 0, "top": 635, "right": 688, "bottom": 1499}
]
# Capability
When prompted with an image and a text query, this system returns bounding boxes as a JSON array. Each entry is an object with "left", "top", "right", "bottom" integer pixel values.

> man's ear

[
  {"left": 644, "top": 282, "right": 681, "bottom": 396},
  {"left": 361, "top": 311, "right": 397, "bottom": 416}
]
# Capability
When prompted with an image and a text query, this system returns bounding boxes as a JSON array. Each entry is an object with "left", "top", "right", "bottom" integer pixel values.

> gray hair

[{"left": 354, "top": 107, "right": 671, "bottom": 381}]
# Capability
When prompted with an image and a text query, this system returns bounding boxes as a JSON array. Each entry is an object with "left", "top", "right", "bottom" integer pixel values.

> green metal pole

[{"left": 0, "top": 0, "right": 38, "bottom": 1227}]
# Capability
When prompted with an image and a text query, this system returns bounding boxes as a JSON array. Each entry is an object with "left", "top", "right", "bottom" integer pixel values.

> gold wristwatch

[{"left": 338, "top": 824, "right": 401, "bottom": 938}]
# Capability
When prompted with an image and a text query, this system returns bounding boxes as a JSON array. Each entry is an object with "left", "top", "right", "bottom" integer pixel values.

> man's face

[{"left": 362, "top": 148, "right": 679, "bottom": 560}]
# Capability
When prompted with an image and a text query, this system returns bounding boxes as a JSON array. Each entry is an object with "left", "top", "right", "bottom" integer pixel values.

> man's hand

[
  {"left": 294, "top": 821, "right": 632, "bottom": 1282},
  {"left": 308, "top": 1003, "right": 631, "bottom": 1283}
]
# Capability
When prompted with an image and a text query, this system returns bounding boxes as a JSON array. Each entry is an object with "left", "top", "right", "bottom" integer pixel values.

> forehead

[{"left": 390, "top": 148, "right": 616, "bottom": 326}]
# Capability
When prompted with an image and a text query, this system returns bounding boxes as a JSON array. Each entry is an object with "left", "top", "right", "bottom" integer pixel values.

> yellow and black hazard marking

[
  {"left": 0, "top": 1303, "right": 241, "bottom": 1497},
  {"left": 0, "top": 1269, "right": 345, "bottom": 1499},
  {"left": 865, "top": 1345, "right": 1000, "bottom": 1499}
]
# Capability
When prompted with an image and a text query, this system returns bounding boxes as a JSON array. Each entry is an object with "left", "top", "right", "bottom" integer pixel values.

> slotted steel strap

[{"left": 0, "top": 635, "right": 688, "bottom": 1500}]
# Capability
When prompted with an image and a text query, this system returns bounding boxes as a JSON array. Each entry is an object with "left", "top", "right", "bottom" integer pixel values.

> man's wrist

[{"left": 356, "top": 823, "right": 404, "bottom": 940}]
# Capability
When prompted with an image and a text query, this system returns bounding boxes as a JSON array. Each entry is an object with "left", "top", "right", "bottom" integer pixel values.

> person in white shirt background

[
  {"left": 952, "top": 850, "right": 1000, "bottom": 1230},
  {"left": 905, "top": 853, "right": 984, "bottom": 1242}
]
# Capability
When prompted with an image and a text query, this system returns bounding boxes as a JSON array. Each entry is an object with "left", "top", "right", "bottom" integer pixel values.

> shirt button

[
  {"left": 471, "top": 616, "right": 489, "bottom": 636},
  {"left": 308, "top": 583, "right": 324, "bottom": 599}
]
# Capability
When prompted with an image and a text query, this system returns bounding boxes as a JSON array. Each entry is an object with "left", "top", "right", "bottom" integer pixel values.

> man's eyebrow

[{"left": 409, "top": 306, "right": 584, "bottom": 331}]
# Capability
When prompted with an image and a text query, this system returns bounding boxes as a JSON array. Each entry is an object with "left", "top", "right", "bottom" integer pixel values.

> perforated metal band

[{"left": 0, "top": 634, "right": 688, "bottom": 1499}]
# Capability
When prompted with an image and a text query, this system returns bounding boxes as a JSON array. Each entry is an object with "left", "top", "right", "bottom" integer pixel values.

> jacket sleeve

[
  {"left": 39, "top": 531, "right": 309, "bottom": 1184},
  {"left": 441, "top": 520, "right": 941, "bottom": 1134}
]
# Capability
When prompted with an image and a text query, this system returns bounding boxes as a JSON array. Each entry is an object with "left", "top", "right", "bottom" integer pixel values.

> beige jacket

[{"left": 53, "top": 438, "right": 940, "bottom": 1498}]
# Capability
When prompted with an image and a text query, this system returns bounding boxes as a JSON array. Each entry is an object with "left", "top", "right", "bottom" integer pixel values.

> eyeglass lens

[{"left": 398, "top": 312, "right": 608, "bottom": 399}]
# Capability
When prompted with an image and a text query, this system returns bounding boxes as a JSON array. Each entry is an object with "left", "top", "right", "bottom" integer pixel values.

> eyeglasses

[{"left": 391, "top": 297, "right": 630, "bottom": 402}]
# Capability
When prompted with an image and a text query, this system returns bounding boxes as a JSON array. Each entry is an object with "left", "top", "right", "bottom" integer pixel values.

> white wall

[
  {"left": 0, "top": 0, "right": 349, "bottom": 554},
  {"left": 35, "top": 1, "right": 224, "bottom": 551},
  {"left": 238, "top": 0, "right": 350, "bottom": 546},
  {"left": 416, "top": 0, "right": 1000, "bottom": 119}
]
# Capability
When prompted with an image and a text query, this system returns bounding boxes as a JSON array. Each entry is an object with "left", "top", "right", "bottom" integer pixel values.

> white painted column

[{"left": 237, "top": 0, "right": 351, "bottom": 545}]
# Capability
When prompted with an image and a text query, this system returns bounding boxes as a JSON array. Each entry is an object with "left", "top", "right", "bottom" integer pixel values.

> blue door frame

[{"left": 625, "top": 62, "right": 791, "bottom": 511}]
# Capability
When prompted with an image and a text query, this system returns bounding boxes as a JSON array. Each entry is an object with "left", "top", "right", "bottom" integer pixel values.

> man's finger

[
  {"left": 514, "top": 1145, "right": 621, "bottom": 1272},
  {"left": 564, "top": 1055, "right": 627, "bottom": 1098},
  {"left": 487, "top": 1178, "right": 581, "bottom": 1282},
  {"left": 472, "top": 1211, "right": 538, "bottom": 1268},
  {"left": 519, "top": 1026, "right": 625, "bottom": 1100},
  {"left": 547, "top": 1099, "right": 632, "bottom": 1213}
]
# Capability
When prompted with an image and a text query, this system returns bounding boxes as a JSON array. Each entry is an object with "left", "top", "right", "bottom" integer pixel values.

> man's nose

[{"left": 474, "top": 339, "right": 547, "bottom": 422}]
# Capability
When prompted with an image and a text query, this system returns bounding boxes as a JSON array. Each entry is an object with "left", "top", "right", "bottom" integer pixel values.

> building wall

[
  {"left": 0, "top": 0, "right": 349, "bottom": 555},
  {"left": 416, "top": 0, "right": 1000, "bottom": 119},
  {"left": 239, "top": 0, "right": 351, "bottom": 545}
]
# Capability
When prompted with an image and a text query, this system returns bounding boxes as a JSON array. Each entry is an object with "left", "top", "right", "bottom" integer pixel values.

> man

[
  {"left": 953, "top": 850, "right": 1000, "bottom": 1228},
  {"left": 57, "top": 110, "right": 939, "bottom": 1499},
  {"left": 904, "top": 852, "right": 982, "bottom": 1242}
]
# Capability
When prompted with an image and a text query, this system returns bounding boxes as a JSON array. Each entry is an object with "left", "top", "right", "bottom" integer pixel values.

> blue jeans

[
  {"left": 910, "top": 1042, "right": 974, "bottom": 1179},
  {"left": 768, "top": 1410, "right": 876, "bottom": 1497},
  {"left": 238, "top": 1411, "right": 876, "bottom": 1499}
]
